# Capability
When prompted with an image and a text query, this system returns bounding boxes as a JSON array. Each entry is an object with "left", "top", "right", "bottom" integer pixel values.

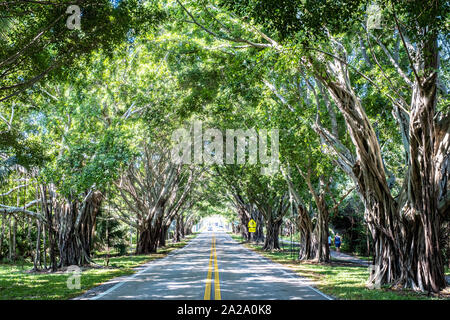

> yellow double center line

[{"left": 204, "top": 234, "right": 221, "bottom": 300}]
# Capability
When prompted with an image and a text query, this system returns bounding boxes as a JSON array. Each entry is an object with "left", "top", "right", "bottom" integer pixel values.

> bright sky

[{"left": 195, "top": 215, "right": 231, "bottom": 232}]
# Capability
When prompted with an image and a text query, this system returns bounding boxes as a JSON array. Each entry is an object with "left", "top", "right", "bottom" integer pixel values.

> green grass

[
  {"left": 279, "top": 233, "right": 300, "bottom": 242},
  {"left": 0, "top": 233, "right": 198, "bottom": 300},
  {"left": 351, "top": 254, "right": 373, "bottom": 262},
  {"left": 230, "top": 233, "right": 449, "bottom": 300}
]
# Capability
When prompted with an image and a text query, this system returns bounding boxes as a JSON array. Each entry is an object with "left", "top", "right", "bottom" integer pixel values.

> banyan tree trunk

[
  {"left": 297, "top": 202, "right": 329, "bottom": 262},
  {"left": 136, "top": 227, "right": 158, "bottom": 254},
  {"left": 238, "top": 208, "right": 250, "bottom": 241},
  {"left": 297, "top": 203, "right": 314, "bottom": 260},
  {"left": 263, "top": 218, "right": 282, "bottom": 250},
  {"left": 364, "top": 44, "right": 445, "bottom": 292},
  {"left": 324, "top": 78, "right": 405, "bottom": 288},
  {"left": 33, "top": 219, "right": 41, "bottom": 270},
  {"left": 179, "top": 215, "right": 185, "bottom": 239},
  {"left": 39, "top": 184, "right": 57, "bottom": 271},
  {"left": 184, "top": 218, "right": 194, "bottom": 236},
  {"left": 252, "top": 211, "right": 265, "bottom": 243},
  {"left": 0, "top": 213, "right": 5, "bottom": 259},
  {"left": 314, "top": 194, "right": 330, "bottom": 263},
  {"left": 173, "top": 214, "right": 185, "bottom": 243},
  {"left": 159, "top": 224, "right": 169, "bottom": 247},
  {"left": 136, "top": 212, "right": 164, "bottom": 254},
  {"left": 312, "top": 27, "right": 447, "bottom": 291},
  {"left": 12, "top": 217, "right": 16, "bottom": 261},
  {"left": 80, "top": 191, "right": 102, "bottom": 260},
  {"left": 56, "top": 190, "right": 103, "bottom": 267},
  {"left": 403, "top": 41, "right": 446, "bottom": 291}
]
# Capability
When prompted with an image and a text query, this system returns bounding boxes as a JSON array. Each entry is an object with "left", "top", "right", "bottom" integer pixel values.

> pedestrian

[
  {"left": 334, "top": 233, "right": 342, "bottom": 253},
  {"left": 328, "top": 235, "right": 332, "bottom": 248}
]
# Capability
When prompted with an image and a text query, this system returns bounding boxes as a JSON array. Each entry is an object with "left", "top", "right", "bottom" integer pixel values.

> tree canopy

[{"left": 0, "top": 0, "right": 448, "bottom": 294}]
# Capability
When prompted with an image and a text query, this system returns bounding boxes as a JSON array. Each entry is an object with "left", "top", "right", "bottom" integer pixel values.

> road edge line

[
  {"left": 226, "top": 233, "right": 334, "bottom": 301},
  {"left": 88, "top": 234, "right": 199, "bottom": 300}
]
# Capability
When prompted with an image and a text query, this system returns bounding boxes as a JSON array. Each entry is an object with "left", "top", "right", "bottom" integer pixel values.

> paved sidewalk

[
  {"left": 280, "top": 239, "right": 368, "bottom": 265},
  {"left": 329, "top": 251, "right": 370, "bottom": 266}
]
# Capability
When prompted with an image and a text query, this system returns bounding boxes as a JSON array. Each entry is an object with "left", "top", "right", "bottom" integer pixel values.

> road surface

[{"left": 82, "top": 231, "right": 331, "bottom": 300}]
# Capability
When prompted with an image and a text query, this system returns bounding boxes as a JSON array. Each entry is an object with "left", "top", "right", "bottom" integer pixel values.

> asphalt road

[{"left": 86, "top": 231, "right": 331, "bottom": 300}]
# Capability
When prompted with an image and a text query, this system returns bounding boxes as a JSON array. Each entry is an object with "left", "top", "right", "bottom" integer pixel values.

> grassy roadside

[
  {"left": 0, "top": 233, "right": 198, "bottom": 300},
  {"left": 230, "top": 233, "right": 449, "bottom": 300}
]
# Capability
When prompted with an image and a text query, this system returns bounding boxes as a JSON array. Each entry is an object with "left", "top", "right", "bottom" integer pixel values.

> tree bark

[
  {"left": 136, "top": 208, "right": 164, "bottom": 254},
  {"left": 12, "top": 216, "right": 16, "bottom": 261},
  {"left": 173, "top": 214, "right": 183, "bottom": 243},
  {"left": 402, "top": 33, "right": 446, "bottom": 291},
  {"left": 136, "top": 224, "right": 159, "bottom": 254},
  {"left": 175, "top": 214, "right": 185, "bottom": 241},
  {"left": 314, "top": 193, "right": 330, "bottom": 263},
  {"left": 297, "top": 204, "right": 314, "bottom": 260},
  {"left": 184, "top": 215, "right": 194, "bottom": 236},
  {"left": 319, "top": 75, "right": 405, "bottom": 287},
  {"left": 27, "top": 216, "right": 32, "bottom": 255},
  {"left": 238, "top": 206, "right": 250, "bottom": 241},
  {"left": 159, "top": 224, "right": 169, "bottom": 247},
  {"left": 40, "top": 184, "right": 57, "bottom": 271},
  {"left": 295, "top": 166, "right": 331, "bottom": 262},
  {"left": 0, "top": 213, "right": 5, "bottom": 258},
  {"left": 8, "top": 216, "right": 12, "bottom": 261},
  {"left": 263, "top": 217, "right": 282, "bottom": 250},
  {"left": 310, "top": 28, "right": 447, "bottom": 291},
  {"left": 56, "top": 190, "right": 103, "bottom": 267},
  {"left": 42, "top": 224, "right": 47, "bottom": 269},
  {"left": 251, "top": 208, "right": 265, "bottom": 243},
  {"left": 33, "top": 219, "right": 41, "bottom": 270},
  {"left": 114, "top": 143, "right": 194, "bottom": 255}
]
